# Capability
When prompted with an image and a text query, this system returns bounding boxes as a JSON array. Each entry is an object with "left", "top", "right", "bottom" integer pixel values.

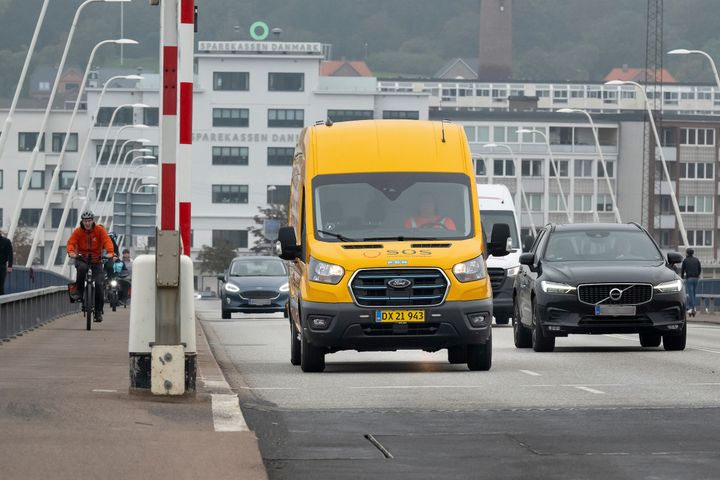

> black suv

[{"left": 512, "top": 223, "right": 686, "bottom": 352}]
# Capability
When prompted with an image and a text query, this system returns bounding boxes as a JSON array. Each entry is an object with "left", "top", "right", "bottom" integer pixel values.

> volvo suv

[{"left": 512, "top": 223, "right": 686, "bottom": 352}]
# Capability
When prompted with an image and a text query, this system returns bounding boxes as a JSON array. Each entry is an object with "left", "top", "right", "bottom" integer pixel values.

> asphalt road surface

[{"left": 197, "top": 301, "right": 720, "bottom": 480}]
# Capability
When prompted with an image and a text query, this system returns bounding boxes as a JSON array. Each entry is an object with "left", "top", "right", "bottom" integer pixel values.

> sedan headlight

[
  {"left": 654, "top": 279, "right": 683, "bottom": 293},
  {"left": 309, "top": 257, "right": 345, "bottom": 284},
  {"left": 506, "top": 266, "right": 521, "bottom": 277},
  {"left": 224, "top": 283, "right": 240, "bottom": 293},
  {"left": 279, "top": 282, "right": 289, "bottom": 292},
  {"left": 453, "top": 255, "right": 487, "bottom": 283},
  {"left": 540, "top": 281, "right": 576, "bottom": 294}
]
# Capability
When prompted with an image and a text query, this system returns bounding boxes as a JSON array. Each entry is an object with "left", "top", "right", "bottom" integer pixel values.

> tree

[
  {"left": 196, "top": 241, "right": 237, "bottom": 275},
  {"left": 249, "top": 203, "right": 288, "bottom": 254},
  {"left": 11, "top": 224, "right": 35, "bottom": 266}
]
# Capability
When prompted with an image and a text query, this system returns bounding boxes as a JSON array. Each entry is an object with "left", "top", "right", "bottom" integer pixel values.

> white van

[{"left": 478, "top": 184, "right": 523, "bottom": 325}]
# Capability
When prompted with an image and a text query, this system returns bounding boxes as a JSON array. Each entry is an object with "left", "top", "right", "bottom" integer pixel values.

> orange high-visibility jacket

[{"left": 66, "top": 224, "right": 115, "bottom": 264}]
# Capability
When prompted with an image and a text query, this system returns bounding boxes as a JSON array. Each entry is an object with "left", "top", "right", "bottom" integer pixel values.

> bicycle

[{"left": 74, "top": 255, "right": 107, "bottom": 330}]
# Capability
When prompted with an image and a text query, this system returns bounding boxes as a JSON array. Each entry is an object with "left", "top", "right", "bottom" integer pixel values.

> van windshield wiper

[
  {"left": 362, "top": 236, "right": 440, "bottom": 241},
  {"left": 316, "top": 230, "right": 359, "bottom": 242}
]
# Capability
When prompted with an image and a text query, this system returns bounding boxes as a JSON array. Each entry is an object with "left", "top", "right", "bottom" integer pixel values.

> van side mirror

[
  {"left": 278, "top": 226, "right": 302, "bottom": 260},
  {"left": 487, "top": 222, "right": 511, "bottom": 257},
  {"left": 519, "top": 252, "right": 535, "bottom": 266},
  {"left": 667, "top": 252, "right": 683, "bottom": 265}
]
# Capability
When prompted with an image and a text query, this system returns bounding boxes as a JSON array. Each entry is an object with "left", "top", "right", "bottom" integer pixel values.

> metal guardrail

[
  {"left": 694, "top": 279, "right": 720, "bottom": 312},
  {"left": 0, "top": 286, "right": 79, "bottom": 343},
  {"left": 4, "top": 266, "right": 72, "bottom": 295}
]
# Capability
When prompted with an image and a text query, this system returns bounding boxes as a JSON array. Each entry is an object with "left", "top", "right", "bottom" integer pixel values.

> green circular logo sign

[{"left": 250, "top": 21, "right": 269, "bottom": 41}]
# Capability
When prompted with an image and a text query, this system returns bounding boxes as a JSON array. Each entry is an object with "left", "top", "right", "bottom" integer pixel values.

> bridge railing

[
  {"left": 695, "top": 279, "right": 720, "bottom": 312},
  {"left": 0, "top": 286, "right": 79, "bottom": 342},
  {"left": 4, "top": 266, "right": 72, "bottom": 295}
]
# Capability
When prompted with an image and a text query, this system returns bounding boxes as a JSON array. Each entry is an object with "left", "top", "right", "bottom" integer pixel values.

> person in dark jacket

[
  {"left": 681, "top": 248, "right": 702, "bottom": 317},
  {"left": 0, "top": 230, "right": 13, "bottom": 295}
]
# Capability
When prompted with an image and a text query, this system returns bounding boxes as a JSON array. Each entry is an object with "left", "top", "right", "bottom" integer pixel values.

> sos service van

[{"left": 278, "top": 120, "right": 508, "bottom": 372}]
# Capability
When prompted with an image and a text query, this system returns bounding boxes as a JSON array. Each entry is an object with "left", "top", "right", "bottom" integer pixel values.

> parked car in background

[
  {"left": 218, "top": 256, "right": 289, "bottom": 319},
  {"left": 513, "top": 223, "right": 686, "bottom": 352}
]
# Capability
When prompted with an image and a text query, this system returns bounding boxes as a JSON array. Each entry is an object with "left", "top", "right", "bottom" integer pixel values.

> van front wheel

[
  {"left": 467, "top": 336, "right": 492, "bottom": 371},
  {"left": 300, "top": 330, "right": 325, "bottom": 372},
  {"left": 290, "top": 321, "right": 301, "bottom": 366}
]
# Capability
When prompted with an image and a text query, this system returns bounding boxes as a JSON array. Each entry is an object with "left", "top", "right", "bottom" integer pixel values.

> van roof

[{"left": 308, "top": 120, "right": 470, "bottom": 175}]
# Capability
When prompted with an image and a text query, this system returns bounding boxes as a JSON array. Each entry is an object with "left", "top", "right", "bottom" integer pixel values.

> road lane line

[
  {"left": 238, "top": 387, "right": 298, "bottom": 390},
  {"left": 349, "top": 385, "right": 485, "bottom": 389},
  {"left": 211, "top": 393, "right": 249, "bottom": 432},
  {"left": 519, "top": 369, "right": 542, "bottom": 376},
  {"left": 574, "top": 386, "right": 605, "bottom": 394},
  {"left": 92, "top": 389, "right": 118, "bottom": 393}
]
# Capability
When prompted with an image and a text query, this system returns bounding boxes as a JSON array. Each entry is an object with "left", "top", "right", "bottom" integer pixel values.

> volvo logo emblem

[
  {"left": 387, "top": 278, "right": 412, "bottom": 289},
  {"left": 609, "top": 288, "right": 623, "bottom": 301}
]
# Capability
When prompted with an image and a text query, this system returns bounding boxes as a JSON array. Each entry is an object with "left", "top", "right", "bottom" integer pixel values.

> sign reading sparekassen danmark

[{"left": 198, "top": 41, "right": 323, "bottom": 54}]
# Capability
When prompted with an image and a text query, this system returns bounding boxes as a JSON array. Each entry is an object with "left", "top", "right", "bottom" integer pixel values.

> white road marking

[
  {"left": 519, "top": 369, "right": 542, "bottom": 376},
  {"left": 691, "top": 347, "right": 720, "bottom": 354},
  {"left": 574, "top": 386, "right": 606, "bottom": 394},
  {"left": 349, "top": 385, "right": 485, "bottom": 390},
  {"left": 605, "top": 333, "right": 720, "bottom": 354},
  {"left": 238, "top": 386, "right": 298, "bottom": 390},
  {"left": 211, "top": 393, "right": 249, "bottom": 432},
  {"left": 92, "top": 389, "right": 118, "bottom": 393}
]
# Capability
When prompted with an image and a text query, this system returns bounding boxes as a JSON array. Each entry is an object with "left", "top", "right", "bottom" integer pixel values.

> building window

[
  {"left": 267, "top": 147, "right": 294, "bottom": 166},
  {"left": 493, "top": 159, "right": 515, "bottom": 177},
  {"left": 477, "top": 126, "right": 490, "bottom": 143},
  {"left": 268, "top": 72, "right": 304, "bottom": 92},
  {"left": 680, "top": 128, "right": 715, "bottom": 146},
  {"left": 679, "top": 162, "right": 714, "bottom": 179},
  {"left": 597, "top": 160, "right": 614, "bottom": 178},
  {"left": 268, "top": 109, "right": 304, "bottom": 128},
  {"left": 475, "top": 159, "right": 486, "bottom": 176},
  {"left": 96, "top": 142, "right": 139, "bottom": 165},
  {"left": 596, "top": 194, "right": 613, "bottom": 212},
  {"left": 574, "top": 159, "right": 593, "bottom": 177},
  {"left": 19, "top": 208, "right": 41, "bottom": 227},
  {"left": 143, "top": 107, "right": 159, "bottom": 126},
  {"left": 550, "top": 127, "right": 572, "bottom": 145},
  {"left": 549, "top": 160, "right": 569, "bottom": 177},
  {"left": 18, "top": 170, "right": 44, "bottom": 189},
  {"left": 0, "top": 170, "right": 3, "bottom": 189},
  {"left": 574, "top": 194, "right": 593, "bottom": 212},
  {"left": 382, "top": 110, "right": 419, "bottom": 120},
  {"left": 18, "top": 132, "right": 45, "bottom": 152},
  {"left": 549, "top": 194, "right": 569, "bottom": 212},
  {"left": 212, "top": 184, "right": 248, "bottom": 204},
  {"left": 212, "top": 146, "right": 249, "bottom": 165},
  {"left": 212, "top": 108, "right": 249, "bottom": 127},
  {"left": 267, "top": 185, "right": 291, "bottom": 205},
  {"left": 680, "top": 195, "right": 714, "bottom": 213},
  {"left": 52, "top": 133, "right": 78, "bottom": 152},
  {"left": 213, "top": 72, "right": 249, "bottom": 91},
  {"left": 464, "top": 126, "right": 476, "bottom": 142},
  {"left": 661, "top": 127, "right": 677, "bottom": 147},
  {"left": 212, "top": 229, "right": 248, "bottom": 248},
  {"left": 51, "top": 208, "right": 77, "bottom": 228},
  {"left": 521, "top": 159, "right": 543, "bottom": 177},
  {"left": 96, "top": 106, "right": 134, "bottom": 126},
  {"left": 687, "top": 230, "right": 713, "bottom": 247},
  {"left": 527, "top": 193, "right": 543, "bottom": 212},
  {"left": 327, "top": 110, "right": 373, "bottom": 122},
  {"left": 59, "top": 170, "right": 75, "bottom": 190}
]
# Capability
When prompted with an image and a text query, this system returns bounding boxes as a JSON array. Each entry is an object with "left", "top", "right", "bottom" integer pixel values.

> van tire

[
  {"left": 467, "top": 336, "right": 492, "bottom": 371},
  {"left": 300, "top": 330, "right": 325, "bottom": 372},
  {"left": 447, "top": 346, "right": 468, "bottom": 364},
  {"left": 290, "top": 321, "right": 301, "bottom": 365}
]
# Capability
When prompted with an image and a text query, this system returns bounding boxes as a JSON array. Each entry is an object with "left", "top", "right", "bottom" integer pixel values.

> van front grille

[
  {"left": 350, "top": 268, "right": 448, "bottom": 307},
  {"left": 487, "top": 268, "right": 506, "bottom": 292}
]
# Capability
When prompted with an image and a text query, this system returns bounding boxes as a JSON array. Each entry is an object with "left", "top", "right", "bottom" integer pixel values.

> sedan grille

[
  {"left": 350, "top": 268, "right": 448, "bottom": 307},
  {"left": 240, "top": 290, "right": 279, "bottom": 300},
  {"left": 578, "top": 284, "right": 653, "bottom": 305}
]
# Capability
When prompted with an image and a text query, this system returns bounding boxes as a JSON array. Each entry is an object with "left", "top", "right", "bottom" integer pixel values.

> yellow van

[{"left": 278, "top": 120, "right": 504, "bottom": 372}]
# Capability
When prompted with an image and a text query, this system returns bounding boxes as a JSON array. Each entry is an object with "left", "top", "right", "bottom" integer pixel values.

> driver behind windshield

[{"left": 404, "top": 193, "right": 457, "bottom": 230}]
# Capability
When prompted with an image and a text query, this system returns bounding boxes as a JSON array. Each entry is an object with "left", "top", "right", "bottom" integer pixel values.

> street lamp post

[
  {"left": 118, "top": 160, "right": 158, "bottom": 196},
  {"left": 668, "top": 48, "right": 720, "bottom": 89},
  {"left": 102, "top": 156, "right": 157, "bottom": 228},
  {"left": 96, "top": 147, "right": 153, "bottom": 224},
  {"left": 605, "top": 80, "right": 688, "bottom": 247},
  {"left": 516, "top": 128, "right": 572, "bottom": 223},
  {"left": 7, "top": 0, "right": 131, "bottom": 242},
  {"left": 482, "top": 143, "right": 537, "bottom": 236},
  {"left": 557, "top": 108, "right": 622, "bottom": 223},
  {"left": 27, "top": 38, "right": 138, "bottom": 268},
  {"left": 45, "top": 85, "right": 144, "bottom": 269}
]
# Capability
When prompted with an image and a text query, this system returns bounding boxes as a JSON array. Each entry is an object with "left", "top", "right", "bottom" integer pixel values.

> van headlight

[
  {"left": 279, "top": 282, "right": 289, "bottom": 292},
  {"left": 224, "top": 283, "right": 240, "bottom": 293},
  {"left": 453, "top": 255, "right": 486, "bottom": 283},
  {"left": 654, "top": 279, "right": 683, "bottom": 293},
  {"left": 309, "top": 257, "right": 345, "bottom": 284},
  {"left": 506, "top": 266, "right": 521, "bottom": 277},
  {"left": 540, "top": 281, "right": 576, "bottom": 294}
]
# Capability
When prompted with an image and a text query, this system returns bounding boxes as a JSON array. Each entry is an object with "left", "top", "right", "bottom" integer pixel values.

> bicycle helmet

[{"left": 81, "top": 210, "right": 94, "bottom": 220}]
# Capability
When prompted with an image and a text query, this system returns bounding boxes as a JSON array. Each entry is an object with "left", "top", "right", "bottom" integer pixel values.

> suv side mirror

[
  {"left": 278, "top": 226, "right": 302, "bottom": 260},
  {"left": 519, "top": 252, "right": 535, "bottom": 266},
  {"left": 487, "top": 222, "right": 511, "bottom": 257},
  {"left": 667, "top": 252, "right": 683, "bottom": 265}
]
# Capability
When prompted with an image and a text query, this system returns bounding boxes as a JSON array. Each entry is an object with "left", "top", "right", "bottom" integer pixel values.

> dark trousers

[
  {"left": 0, "top": 265, "right": 6, "bottom": 295},
  {"left": 76, "top": 260, "right": 105, "bottom": 313}
]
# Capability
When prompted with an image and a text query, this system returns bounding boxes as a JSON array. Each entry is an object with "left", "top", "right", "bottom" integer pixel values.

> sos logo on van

[{"left": 386, "top": 249, "right": 432, "bottom": 256}]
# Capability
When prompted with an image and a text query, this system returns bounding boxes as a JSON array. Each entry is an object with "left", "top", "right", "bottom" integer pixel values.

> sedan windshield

[
  {"left": 230, "top": 259, "right": 287, "bottom": 276},
  {"left": 543, "top": 230, "right": 663, "bottom": 262},
  {"left": 312, "top": 172, "right": 474, "bottom": 242}
]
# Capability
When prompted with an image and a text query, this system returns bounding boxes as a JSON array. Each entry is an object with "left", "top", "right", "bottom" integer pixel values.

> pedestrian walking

[
  {"left": 0, "top": 230, "right": 13, "bottom": 295},
  {"left": 681, "top": 248, "right": 702, "bottom": 317}
]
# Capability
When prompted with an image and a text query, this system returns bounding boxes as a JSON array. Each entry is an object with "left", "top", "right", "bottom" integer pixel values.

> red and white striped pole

[
  {"left": 178, "top": 0, "right": 194, "bottom": 255},
  {"left": 160, "top": 0, "right": 178, "bottom": 230}
]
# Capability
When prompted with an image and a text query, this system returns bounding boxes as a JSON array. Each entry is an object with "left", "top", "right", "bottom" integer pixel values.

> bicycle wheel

[{"left": 85, "top": 276, "right": 93, "bottom": 331}]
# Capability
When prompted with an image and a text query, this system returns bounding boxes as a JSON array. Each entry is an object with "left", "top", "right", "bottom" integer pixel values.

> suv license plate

[
  {"left": 375, "top": 310, "right": 425, "bottom": 323},
  {"left": 595, "top": 305, "right": 636, "bottom": 316}
]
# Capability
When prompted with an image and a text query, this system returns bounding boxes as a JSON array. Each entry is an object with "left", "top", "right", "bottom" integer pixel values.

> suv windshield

[
  {"left": 230, "top": 259, "right": 287, "bottom": 276},
  {"left": 312, "top": 172, "right": 474, "bottom": 242},
  {"left": 543, "top": 230, "right": 663, "bottom": 262}
]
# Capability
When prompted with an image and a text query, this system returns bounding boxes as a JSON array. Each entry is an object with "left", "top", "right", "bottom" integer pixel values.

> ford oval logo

[{"left": 387, "top": 278, "right": 412, "bottom": 289}]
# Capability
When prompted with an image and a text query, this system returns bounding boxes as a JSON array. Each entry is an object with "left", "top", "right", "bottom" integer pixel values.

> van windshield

[
  {"left": 312, "top": 172, "right": 474, "bottom": 242},
  {"left": 480, "top": 210, "right": 519, "bottom": 249}
]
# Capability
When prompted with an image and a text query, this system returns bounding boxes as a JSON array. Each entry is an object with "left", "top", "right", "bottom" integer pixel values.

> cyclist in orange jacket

[{"left": 66, "top": 210, "right": 117, "bottom": 322}]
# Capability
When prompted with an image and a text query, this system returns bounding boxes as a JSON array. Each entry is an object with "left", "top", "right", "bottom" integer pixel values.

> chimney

[{"left": 478, "top": 0, "right": 512, "bottom": 81}]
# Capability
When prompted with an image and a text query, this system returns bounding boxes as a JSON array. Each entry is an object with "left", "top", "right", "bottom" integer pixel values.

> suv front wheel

[
  {"left": 663, "top": 324, "right": 687, "bottom": 351},
  {"left": 531, "top": 300, "right": 555, "bottom": 352}
]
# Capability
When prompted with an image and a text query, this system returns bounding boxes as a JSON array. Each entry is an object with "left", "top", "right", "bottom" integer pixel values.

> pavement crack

[
  {"left": 364, "top": 433, "right": 394, "bottom": 459},
  {"left": 507, "top": 433, "right": 544, "bottom": 455}
]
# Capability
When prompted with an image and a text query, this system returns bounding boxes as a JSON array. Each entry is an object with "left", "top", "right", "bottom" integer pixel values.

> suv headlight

[
  {"left": 540, "top": 281, "right": 576, "bottom": 294},
  {"left": 224, "top": 283, "right": 240, "bottom": 293},
  {"left": 309, "top": 257, "right": 345, "bottom": 284},
  {"left": 453, "top": 255, "right": 487, "bottom": 283},
  {"left": 506, "top": 266, "right": 521, "bottom": 277},
  {"left": 654, "top": 279, "right": 683, "bottom": 293}
]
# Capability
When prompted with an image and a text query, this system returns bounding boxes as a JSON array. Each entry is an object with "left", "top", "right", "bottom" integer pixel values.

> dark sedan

[
  {"left": 513, "top": 223, "right": 686, "bottom": 352},
  {"left": 218, "top": 256, "right": 289, "bottom": 319}
]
